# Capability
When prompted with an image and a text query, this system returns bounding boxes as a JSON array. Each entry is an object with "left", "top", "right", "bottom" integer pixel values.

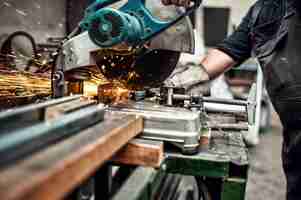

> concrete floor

[{"left": 245, "top": 113, "right": 286, "bottom": 200}]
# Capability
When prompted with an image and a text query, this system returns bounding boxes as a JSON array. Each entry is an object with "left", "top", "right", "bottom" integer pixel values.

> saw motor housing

[{"left": 81, "top": 8, "right": 144, "bottom": 47}]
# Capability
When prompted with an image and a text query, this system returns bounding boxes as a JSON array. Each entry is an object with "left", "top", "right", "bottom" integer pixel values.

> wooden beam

[
  {"left": 111, "top": 139, "right": 164, "bottom": 168},
  {"left": 0, "top": 114, "right": 143, "bottom": 200}
]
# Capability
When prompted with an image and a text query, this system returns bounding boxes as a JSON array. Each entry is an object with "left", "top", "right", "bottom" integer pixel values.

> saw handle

[
  {"left": 85, "top": 0, "right": 201, "bottom": 14},
  {"left": 84, "top": 0, "right": 121, "bottom": 15}
]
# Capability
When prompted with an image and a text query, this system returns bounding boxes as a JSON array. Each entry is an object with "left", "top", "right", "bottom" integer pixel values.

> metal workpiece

[
  {"left": 0, "top": 99, "right": 105, "bottom": 167},
  {"left": 0, "top": 95, "right": 81, "bottom": 132},
  {"left": 207, "top": 123, "right": 249, "bottom": 131},
  {"left": 160, "top": 87, "right": 258, "bottom": 133},
  {"left": 108, "top": 101, "right": 202, "bottom": 154},
  {"left": 161, "top": 87, "right": 249, "bottom": 107},
  {"left": 172, "top": 94, "right": 248, "bottom": 106},
  {"left": 203, "top": 102, "right": 246, "bottom": 114}
]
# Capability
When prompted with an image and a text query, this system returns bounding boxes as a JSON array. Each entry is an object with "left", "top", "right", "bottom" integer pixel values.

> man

[{"left": 163, "top": 0, "right": 301, "bottom": 199}]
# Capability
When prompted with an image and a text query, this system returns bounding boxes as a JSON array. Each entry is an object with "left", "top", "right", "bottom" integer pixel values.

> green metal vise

[{"left": 80, "top": 0, "right": 202, "bottom": 47}]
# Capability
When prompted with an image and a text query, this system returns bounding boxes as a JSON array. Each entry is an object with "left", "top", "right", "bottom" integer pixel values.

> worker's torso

[{"left": 250, "top": 0, "right": 301, "bottom": 129}]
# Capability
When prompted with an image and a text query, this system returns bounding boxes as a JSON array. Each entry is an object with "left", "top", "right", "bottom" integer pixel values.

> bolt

[
  {"left": 101, "top": 23, "right": 110, "bottom": 31},
  {"left": 53, "top": 73, "right": 61, "bottom": 80}
]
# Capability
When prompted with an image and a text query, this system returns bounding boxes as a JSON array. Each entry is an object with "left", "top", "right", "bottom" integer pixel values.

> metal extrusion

[
  {"left": 0, "top": 101, "right": 105, "bottom": 167},
  {"left": 0, "top": 95, "right": 81, "bottom": 132}
]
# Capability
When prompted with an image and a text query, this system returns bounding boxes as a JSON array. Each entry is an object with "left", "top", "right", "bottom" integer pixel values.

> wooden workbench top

[{"left": 0, "top": 114, "right": 143, "bottom": 200}]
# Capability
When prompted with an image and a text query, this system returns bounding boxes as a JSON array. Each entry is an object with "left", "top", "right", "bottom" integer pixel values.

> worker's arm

[
  {"left": 203, "top": 0, "right": 257, "bottom": 78},
  {"left": 165, "top": 50, "right": 235, "bottom": 89},
  {"left": 201, "top": 49, "right": 236, "bottom": 80},
  {"left": 165, "top": 0, "right": 256, "bottom": 89}
]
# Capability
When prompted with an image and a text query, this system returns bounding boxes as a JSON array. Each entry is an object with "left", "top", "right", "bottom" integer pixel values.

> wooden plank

[
  {"left": 0, "top": 114, "right": 143, "bottom": 200},
  {"left": 111, "top": 139, "right": 164, "bottom": 168}
]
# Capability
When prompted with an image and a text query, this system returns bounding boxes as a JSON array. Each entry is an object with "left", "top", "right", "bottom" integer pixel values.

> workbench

[{"left": 0, "top": 98, "right": 249, "bottom": 200}]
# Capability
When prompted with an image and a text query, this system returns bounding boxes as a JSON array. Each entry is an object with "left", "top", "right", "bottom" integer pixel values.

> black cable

[{"left": 0, "top": 31, "right": 38, "bottom": 61}]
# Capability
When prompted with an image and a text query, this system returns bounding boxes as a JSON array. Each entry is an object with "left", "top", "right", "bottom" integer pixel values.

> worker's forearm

[{"left": 201, "top": 49, "right": 236, "bottom": 79}]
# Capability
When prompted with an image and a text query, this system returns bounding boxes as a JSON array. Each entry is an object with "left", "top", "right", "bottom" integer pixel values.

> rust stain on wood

[{"left": 112, "top": 139, "right": 164, "bottom": 168}]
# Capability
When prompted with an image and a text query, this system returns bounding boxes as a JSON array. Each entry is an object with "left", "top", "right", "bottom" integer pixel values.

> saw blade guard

[
  {"left": 62, "top": 0, "right": 196, "bottom": 73},
  {"left": 80, "top": 0, "right": 197, "bottom": 53}
]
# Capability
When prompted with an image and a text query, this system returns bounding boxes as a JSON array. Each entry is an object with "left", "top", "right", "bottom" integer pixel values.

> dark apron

[{"left": 264, "top": 13, "right": 301, "bottom": 200}]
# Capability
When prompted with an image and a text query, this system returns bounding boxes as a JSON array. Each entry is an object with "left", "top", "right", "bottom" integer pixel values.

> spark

[
  {"left": 0, "top": 65, "right": 51, "bottom": 98},
  {"left": 15, "top": 9, "right": 28, "bottom": 16},
  {"left": 3, "top": 2, "right": 11, "bottom": 7}
]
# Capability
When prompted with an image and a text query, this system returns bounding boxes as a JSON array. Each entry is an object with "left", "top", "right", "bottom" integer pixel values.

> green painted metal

[
  {"left": 111, "top": 131, "right": 249, "bottom": 200},
  {"left": 163, "top": 152, "right": 230, "bottom": 178},
  {"left": 221, "top": 178, "right": 247, "bottom": 200},
  {"left": 149, "top": 169, "right": 166, "bottom": 198},
  {"left": 111, "top": 153, "right": 247, "bottom": 200},
  {"left": 111, "top": 167, "right": 156, "bottom": 200}
]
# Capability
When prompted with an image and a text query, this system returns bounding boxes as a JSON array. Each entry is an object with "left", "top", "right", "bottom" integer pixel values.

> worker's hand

[
  {"left": 164, "top": 63, "right": 210, "bottom": 90},
  {"left": 161, "top": 0, "right": 191, "bottom": 7}
]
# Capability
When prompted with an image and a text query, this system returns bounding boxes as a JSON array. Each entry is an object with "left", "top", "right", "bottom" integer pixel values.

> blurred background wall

[
  {"left": 204, "top": 0, "right": 256, "bottom": 25},
  {"left": 0, "top": 0, "right": 66, "bottom": 43},
  {"left": 0, "top": 0, "right": 256, "bottom": 44}
]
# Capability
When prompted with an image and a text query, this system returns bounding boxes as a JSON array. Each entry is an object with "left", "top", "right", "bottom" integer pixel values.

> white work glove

[{"left": 164, "top": 63, "right": 210, "bottom": 90}]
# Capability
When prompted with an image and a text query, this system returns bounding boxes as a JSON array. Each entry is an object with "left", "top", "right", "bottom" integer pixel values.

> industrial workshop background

[
  {"left": 0, "top": 1, "right": 285, "bottom": 200},
  {"left": 0, "top": 0, "right": 255, "bottom": 45}
]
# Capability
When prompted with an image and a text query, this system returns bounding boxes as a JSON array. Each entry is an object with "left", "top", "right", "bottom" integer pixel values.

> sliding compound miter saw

[{"left": 52, "top": 0, "right": 202, "bottom": 97}]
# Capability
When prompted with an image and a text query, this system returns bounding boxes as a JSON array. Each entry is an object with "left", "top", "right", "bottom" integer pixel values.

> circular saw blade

[
  {"left": 131, "top": 49, "right": 180, "bottom": 88},
  {"left": 95, "top": 48, "right": 180, "bottom": 89}
]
